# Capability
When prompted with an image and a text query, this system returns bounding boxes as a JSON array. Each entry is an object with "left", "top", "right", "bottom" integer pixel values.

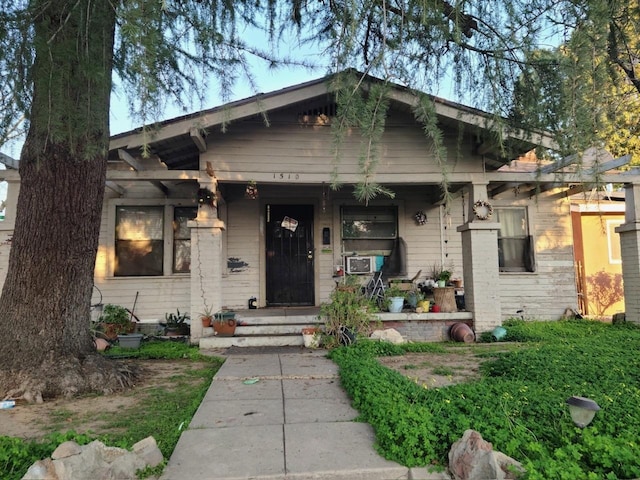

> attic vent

[{"left": 298, "top": 103, "right": 336, "bottom": 126}]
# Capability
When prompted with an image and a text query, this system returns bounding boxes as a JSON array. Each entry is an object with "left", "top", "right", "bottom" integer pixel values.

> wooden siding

[
  {"left": 497, "top": 193, "right": 578, "bottom": 320},
  {"left": 92, "top": 187, "right": 192, "bottom": 321},
  {"left": 202, "top": 108, "right": 484, "bottom": 181}
]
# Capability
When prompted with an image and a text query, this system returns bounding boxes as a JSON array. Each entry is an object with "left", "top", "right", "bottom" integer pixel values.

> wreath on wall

[
  {"left": 472, "top": 200, "right": 493, "bottom": 220},
  {"left": 414, "top": 211, "right": 427, "bottom": 225}
]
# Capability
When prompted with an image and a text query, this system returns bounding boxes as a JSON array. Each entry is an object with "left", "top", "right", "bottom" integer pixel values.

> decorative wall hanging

[
  {"left": 197, "top": 187, "right": 216, "bottom": 208},
  {"left": 414, "top": 211, "right": 427, "bottom": 225},
  {"left": 245, "top": 180, "right": 258, "bottom": 199},
  {"left": 473, "top": 200, "right": 493, "bottom": 220}
]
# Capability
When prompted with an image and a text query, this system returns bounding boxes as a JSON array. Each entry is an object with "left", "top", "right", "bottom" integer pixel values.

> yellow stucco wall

[{"left": 581, "top": 213, "right": 625, "bottom": 316}]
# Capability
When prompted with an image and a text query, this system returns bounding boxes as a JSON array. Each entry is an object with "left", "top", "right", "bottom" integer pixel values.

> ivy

[{"left": 331, "top": 321, "right": 640, "bottom": 478}]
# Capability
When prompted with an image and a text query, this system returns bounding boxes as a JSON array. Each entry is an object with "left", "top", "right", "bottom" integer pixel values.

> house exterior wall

[
  {"left": 577, "top": 212, "right": 625, "bottom": 316},
  {"left": 495, "top": 193, "right": 578, "bottom": 320},
  {"left": 92, "top": 186, "right": 194, "bottom": 322}
]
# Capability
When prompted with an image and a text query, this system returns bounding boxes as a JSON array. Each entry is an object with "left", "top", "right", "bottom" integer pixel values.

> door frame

[{"left": 259, "top": 199, "right": 319, "bottom": 308}]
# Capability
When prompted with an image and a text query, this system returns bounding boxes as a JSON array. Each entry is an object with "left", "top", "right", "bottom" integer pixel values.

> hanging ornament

[
  {"left": 414, "top": 211, "right": 427, "bottom": 225},
  {"left": 245, "top": 180, "right": 259, "bottom": 200}
]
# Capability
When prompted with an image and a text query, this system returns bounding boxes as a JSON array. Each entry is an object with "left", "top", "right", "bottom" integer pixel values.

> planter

[
  {"left": 491, "top": 326, "right": 507, "bottom": 341},
  {"left": 201, "top": 316, "right": 212, "bottom": 328},
  {"left": 102, "top": 321, "right": 136, "bottom": 341},
  {"left": 388, "top": 297, "right": 405, "bottom": 313},
  {"left": 450, "top": 322, "right": 475, "bottom": 343},
  {"left": 213, "top": 312, "right": 237, "bottom": 337},
  {"left": 117, "top": 333, "right": 143, "bottom": 349},
  {"left": 302, "top": 328, "right": 320, "bottom": 348}
]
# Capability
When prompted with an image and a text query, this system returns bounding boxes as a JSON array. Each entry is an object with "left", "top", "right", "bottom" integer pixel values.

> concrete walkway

[{"left": 160, "top": 349, "right": 448, "bottom": 480}]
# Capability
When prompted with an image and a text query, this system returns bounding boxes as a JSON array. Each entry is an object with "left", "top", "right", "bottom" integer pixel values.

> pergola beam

[
  {"left": 190, "top": 128, "right": 207, "bottom": 153},
  {"left": 118, "top": 148, "right": 169, "bottom": 195}
]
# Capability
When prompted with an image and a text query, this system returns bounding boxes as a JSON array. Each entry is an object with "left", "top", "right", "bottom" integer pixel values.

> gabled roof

[{"left": 108, "top": 71, "right": 555, "bottom": 171}]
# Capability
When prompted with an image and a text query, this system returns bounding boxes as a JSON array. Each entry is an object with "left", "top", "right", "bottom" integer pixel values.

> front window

[
  {"left": 496, "top": 207, "right": 534, "bottom": 272},
  {"left": 173, "top": 207, "right": 197, "bottom": 273},
  {"left": 341, "top": 205, "right": 398, "bottom": 262},
  {"left": 115, "top": 206, "right": 164, "bottom": 276}
]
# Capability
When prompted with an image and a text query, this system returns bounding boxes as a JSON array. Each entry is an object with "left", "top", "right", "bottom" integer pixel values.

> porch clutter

[
  {"left": 213, "top": 311, "right": 237, "bottom": 336},
  {"left": 450, "top": 322, "right": 475, "bottom": 343},
  {"left": 433, "top": 286, "right": 457, "bottom": 313}
]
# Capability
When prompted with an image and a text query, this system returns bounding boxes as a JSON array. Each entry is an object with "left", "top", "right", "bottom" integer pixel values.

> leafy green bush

[
  {"left": 104, "top": 339, "right": 212, "bottom": 360},
  {"left": 331, "top": 322, "right": 640, "bottom": 478}
]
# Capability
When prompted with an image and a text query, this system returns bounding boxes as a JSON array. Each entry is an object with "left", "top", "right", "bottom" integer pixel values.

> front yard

[{"left": 330, "top": 319, "right": 640, "bottom": 479}]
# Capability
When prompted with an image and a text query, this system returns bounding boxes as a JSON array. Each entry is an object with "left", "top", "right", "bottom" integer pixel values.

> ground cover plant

[
  {"left": 0, "top": 341, "right": 223, "bottom": 480},
  {"left": 329, "top": 320, "right": 640, "bottom": 479}
]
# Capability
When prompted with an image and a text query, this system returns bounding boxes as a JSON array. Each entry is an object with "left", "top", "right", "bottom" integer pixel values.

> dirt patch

[
  {"left": 378, "top": 345, "right": 511, "bottom": 388},
  {"left": 0, "top": 359, "right": 211, "bottom": 441}
]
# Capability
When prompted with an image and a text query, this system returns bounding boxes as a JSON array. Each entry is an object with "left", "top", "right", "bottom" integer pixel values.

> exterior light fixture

[{"left": 566, "top": 396, "right": 600, "bottom": 427}]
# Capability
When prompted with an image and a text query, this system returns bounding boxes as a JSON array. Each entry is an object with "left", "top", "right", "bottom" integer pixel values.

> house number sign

[{"left": 273, "top": 173, "right": 300, "bottom": 180}]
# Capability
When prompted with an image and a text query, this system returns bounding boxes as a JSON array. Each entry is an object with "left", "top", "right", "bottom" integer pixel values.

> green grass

[
  {"left": 329, "top": 319, "right": 640, "bottom": 479},
  {"left": 0, "top": 341, "right": 223, "bottom": 480}
]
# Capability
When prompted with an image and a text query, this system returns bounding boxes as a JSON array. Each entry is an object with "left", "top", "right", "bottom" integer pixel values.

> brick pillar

[
  {"left": 188, "top": 181, "right": 225, "bottom": 342},
  {"left": 456, "top": 182, "right": 502, "bottom": 333},
  {"left": 615, "top": 183, "right": 640, "bottom": 325}
]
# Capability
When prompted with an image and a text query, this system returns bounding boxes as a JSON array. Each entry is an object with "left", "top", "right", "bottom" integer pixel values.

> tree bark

[{"left": 0, "top": 0, "right": 136, "bottom": 401}]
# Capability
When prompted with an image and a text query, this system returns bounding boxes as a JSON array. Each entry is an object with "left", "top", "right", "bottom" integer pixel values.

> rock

[
  {"left": 448, "top": 430, "right": 524, "bottom": 480},
  {"left": 51, "top": 441, "right": 82, "bottom": 459},
  {"left": 21, "top": 437, "right": 164, "bottom": 480},
  {"left": 370, "top": 328, "right": 405, "bottom": 344},
  {"left": 132, "top": 436, "right": 164, "bottom": 467}
]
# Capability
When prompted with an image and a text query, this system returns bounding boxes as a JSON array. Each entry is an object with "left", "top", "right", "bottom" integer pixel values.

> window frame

[
  {"left": 109, "top": 199, "right": 198, "bottom": 278},
  {"left": 495, "top": 206, "right": 535, "bottom": 273},
  {"left": 337, "top": 203, "right": 402, "bottom": 258}
]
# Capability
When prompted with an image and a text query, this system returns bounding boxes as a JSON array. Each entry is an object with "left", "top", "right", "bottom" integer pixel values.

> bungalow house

[{"left": 1, "top": 73, "right": 640, "bottom": 347}]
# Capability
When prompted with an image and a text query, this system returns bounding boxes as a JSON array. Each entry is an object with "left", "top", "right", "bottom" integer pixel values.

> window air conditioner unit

[{"left": 345, "top": 256, "right": 375, "bottom": 274}]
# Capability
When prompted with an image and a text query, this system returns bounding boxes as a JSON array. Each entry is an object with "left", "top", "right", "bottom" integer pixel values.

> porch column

[
  {"left": 0, "top": 179, "right": 20, "bottom": 287},
  {"left": 615, "top": 183, "right": 640, "bottom": 325},
  {"left": 457, "top": 182, "right": 502, "bottom": 333},
  {"left": 188, "top": 179, "right": 225, "bottom": 342}
]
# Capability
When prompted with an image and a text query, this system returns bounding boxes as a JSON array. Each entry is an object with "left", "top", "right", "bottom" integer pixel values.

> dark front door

[{"left": 266, "top": 204, "right": 315, "bottom": 306}]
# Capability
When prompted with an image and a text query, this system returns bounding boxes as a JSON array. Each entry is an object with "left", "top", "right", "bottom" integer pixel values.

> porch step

[{"left": 198, "top": 310, "right": 322, "bottom": 349}]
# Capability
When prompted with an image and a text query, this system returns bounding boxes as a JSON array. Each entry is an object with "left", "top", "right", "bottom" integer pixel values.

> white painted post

[
  {"left": 457, "top": 182, "right": 502, "bottom": 334},
  {"left": 188, "top": 178, "right": 225, "bottom": 342}
]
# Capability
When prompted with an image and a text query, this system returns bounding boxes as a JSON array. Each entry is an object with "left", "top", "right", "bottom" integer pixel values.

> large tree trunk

[{"left": 0, "top": 1, "right": 136, "bottom": 401}]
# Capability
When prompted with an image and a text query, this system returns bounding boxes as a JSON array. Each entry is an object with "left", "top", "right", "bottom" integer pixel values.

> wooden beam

[
  {"left": 539, "top": 153, "right": 578, "bottom": 174},
  {"left": 0, "top": 152, "right": 19, "bottom": 169},
  {"left": 117, "top": 148, "right": 170, "bottom": 195},
  {"left": 584, "top": 154, "right": 632, "bottom": 175},
  {"left": 117, "top": 149, "right": 145, "bottom": 171},
  {"left": 106, "top": 181, "right": 126, "bottom": 195},
  {"left": 106, "top": 170, "right": 200, "bottom": 181},
  {"left": 190, "top": 128, "right": 207, "bottom": 153}
]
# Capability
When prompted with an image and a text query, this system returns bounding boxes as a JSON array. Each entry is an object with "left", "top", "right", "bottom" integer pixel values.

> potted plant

[
  {"left": 97, "top": 304, "right": 135, "bottom": 340},
  {"left": 199, "top": 305, "right": 214, "bottom": 328},
  {"left": 320, "top": 286, "right": 378, "bottom": 347},
  {"left": 438, "top": 270, "right": 452, "bottom": 287},
  {"left": 384, "top": 285, "right": 406, "bottom": 313},
  {"left": 163, "top": 309, "right": 191, "bottom": 336},
  {"left": 213, "top": 310, "right": 237, "bottom": 336}
]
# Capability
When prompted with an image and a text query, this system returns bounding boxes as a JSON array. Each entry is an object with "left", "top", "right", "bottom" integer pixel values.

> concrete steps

[{"left": 199, "top": 308, "right": 322, "bottom": 348}]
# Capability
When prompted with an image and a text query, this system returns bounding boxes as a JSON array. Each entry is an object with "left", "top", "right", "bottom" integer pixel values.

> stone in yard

[
  {"left": 448, "top": 429, "right": 524, "bottom": 480},
  {"left": 370, "top": 328, "right": 405, "bottom": 344},
  {"left": 21, "top": 437, "right": 163, "bottom": 480}
]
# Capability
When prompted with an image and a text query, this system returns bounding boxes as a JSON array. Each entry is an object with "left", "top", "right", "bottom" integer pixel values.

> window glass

[
  {"left": 495, "top": 207, "right": 533, "bottom": 272},
  {"left": 342, "top": 207, "right": 397, "bottom": 239},
  {"left": 115, "top": 206, "right": 164, "bottom": 276},
  {"left": 173, "top": 207, "right": 197, "bottom": 273}
]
